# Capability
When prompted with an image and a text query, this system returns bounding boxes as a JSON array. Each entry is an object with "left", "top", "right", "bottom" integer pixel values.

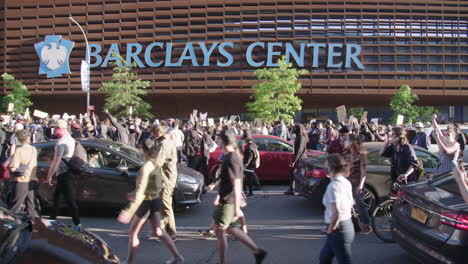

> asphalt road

[{"left": 58, "top": 186, "right": 417, "bottom": 264}]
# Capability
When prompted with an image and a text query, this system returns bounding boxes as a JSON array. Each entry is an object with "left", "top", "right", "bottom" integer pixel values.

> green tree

[
  {"left": 348, "top": 107, "right": 366, "bottom": 119},
  {"left": 1, "top": 73, "right": 33, "bottom": 113},
  {"left": 99, "top": 53, "right": 153, "bottom": 118},
  {"left": 417, "top": 106, "right": 440, "bottom": 122},
  {"left": 247, "top": 56, "right": 308, "bottom": 123},
  {"left": 389, "top": 85, "right": 419, "bottom": 124}
]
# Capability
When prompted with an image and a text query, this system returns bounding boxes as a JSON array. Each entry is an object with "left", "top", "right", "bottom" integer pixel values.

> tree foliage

[
  {"left": 247, "top": 56, "right": 308, "bottom": 123},
  {"left": 99, "top": 54, "right": 153, "bottom": 118},
  {"left": 1, "top": 73, "right": 33, "bottom": 114},
  {"left": 348, "top": 107, "right": 366, "bottom": 119},
  {"left": 389, "top": 85, "right": 419, "bottom": 124},
  {"left": 417, "top": 106, "right": 440, "bottom": 122}
]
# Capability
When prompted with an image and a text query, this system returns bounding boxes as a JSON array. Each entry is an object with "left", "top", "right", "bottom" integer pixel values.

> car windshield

[
  {"left": 430, "top": 173, "right": 460, "bottom": 195},
  {"left": 108, "top": 144, "right": 144, "bottom": 162}
]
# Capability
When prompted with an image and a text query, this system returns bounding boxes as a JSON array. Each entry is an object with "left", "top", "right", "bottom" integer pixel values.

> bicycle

[{"left": 371, "top": 181, "right": 401, "bottom": 243}]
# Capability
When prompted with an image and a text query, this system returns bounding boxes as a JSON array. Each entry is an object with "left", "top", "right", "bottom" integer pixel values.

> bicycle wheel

[{"left": 371, "top": 198, "right": 396, "bottom": 243}]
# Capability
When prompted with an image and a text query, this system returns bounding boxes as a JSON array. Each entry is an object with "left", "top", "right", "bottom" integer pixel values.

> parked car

[
  {"left": 392, "top": 168, "right": 468, "bottom": 264},
  {"left": 0, "top": 206, "right": 121, "bottom": 263},
  {"left": 14, "top": 139, "right": 204, "bottom": 212},
  {"left": 208, "top": 135, "right": 324, "bottom": 181},
  {"left": 294, "top": 142, "right": 439, "bottom": 210}
]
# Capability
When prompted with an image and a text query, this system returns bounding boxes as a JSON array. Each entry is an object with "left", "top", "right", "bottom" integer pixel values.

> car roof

[{"left": 362, "top": 142, "right": 436, "bottom": 157}]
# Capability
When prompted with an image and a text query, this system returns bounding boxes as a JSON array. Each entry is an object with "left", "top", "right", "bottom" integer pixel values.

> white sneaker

[{"left": 165, "top": 255, "right": 184, "bottom": 264}]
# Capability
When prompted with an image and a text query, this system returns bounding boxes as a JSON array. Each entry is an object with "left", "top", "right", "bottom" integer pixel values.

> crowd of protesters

[{"left": 1, "top": 109, "right": 468, "bottom": 264}]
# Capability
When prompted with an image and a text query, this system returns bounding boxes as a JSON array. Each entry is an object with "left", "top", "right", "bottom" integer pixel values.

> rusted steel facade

[{"left": 0, "top": 0, "right": 467, "bottom": 116}]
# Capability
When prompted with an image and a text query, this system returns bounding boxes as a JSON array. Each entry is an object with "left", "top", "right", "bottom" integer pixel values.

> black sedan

[
  {"left": 392, "top": 168, "right": 468, "bottom": 264},
  {"left": 30, "top": 139, "right": 204, "bottom": 211},
  {"left": 0, "top": 206, "right": 121, "bottom": 263},
  {"left": 294, "top": 142, "right": 439, "bottom": 210}
]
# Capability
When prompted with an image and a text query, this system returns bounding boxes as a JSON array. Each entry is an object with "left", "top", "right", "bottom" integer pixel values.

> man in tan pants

[{"left": 152, "top": 125, "right": 178, "bottom": 240}]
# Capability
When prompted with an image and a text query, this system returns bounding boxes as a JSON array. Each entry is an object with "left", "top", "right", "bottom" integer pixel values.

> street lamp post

[{"left": 69, "top": 16, "right": 91, "bottom": 115}]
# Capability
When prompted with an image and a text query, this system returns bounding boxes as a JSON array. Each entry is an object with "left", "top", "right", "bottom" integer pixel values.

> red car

[{"left": 208, "top": 135, "right": 323, "bottom": 181}]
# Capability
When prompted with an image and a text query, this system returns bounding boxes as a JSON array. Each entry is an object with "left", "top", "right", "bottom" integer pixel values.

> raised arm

[{"left": 432, "top": 114, "right": 458, "bottom": 155}]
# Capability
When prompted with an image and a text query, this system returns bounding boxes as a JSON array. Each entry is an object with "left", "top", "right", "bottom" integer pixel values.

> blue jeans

[
  {"left": 352, "top": 184, "right": 371, "bottom": 226},
  {"left": 320, "top": 219, "right": 354, "bottom": 264}
]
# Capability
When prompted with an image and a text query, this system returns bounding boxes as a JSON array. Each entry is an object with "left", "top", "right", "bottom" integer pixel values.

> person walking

[
  {"left": 184, "top": 123, "right": 202, "bottom": 170},
  {"left": 412, "top": 122, "right": 429, "bottom": 150},
  {"left": 343, "top": 134, "right": 371, "bottom": 233},
  {"left": 152, "top": 125, "right": 179, "bottom": 241},
  {"left": 320, "top": 154, "right": 355, "bottom": 264},
  {"left": 213, "top": 131, "right": 267, "bottom": 264},
  {"left": 8, "top": 129, "right": 39, "bottom": 218},
  {"left": 285, "top": 124, "right": 308, "bottom": 195},
  {"left": 242, "top": 130, "right": 260, "bottom": 197},
  {"left": 431, "top": 115, "right": 460, "bottom": 175},
  {"left": 380, "top": 127, "right": 419, "bottom": 186},
  {"left": 46, "top": 119, "right": 81, "bottom": 226},
  {"left": 117, "top": 139, "right": 183, "bottom": 264},
  {"left": 168, "top": 120, "right": 185, "bottom": 163}
]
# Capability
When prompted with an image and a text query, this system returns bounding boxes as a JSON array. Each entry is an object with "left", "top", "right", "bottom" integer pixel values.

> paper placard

[
  {"left": 229, "top": 115, "right": 237, "bottom": 122},
  {"left": 51, "top": 115, "right": 61, "bottom": 121},
  {"left": 1, "top": 115, "right": 10, "bottom": 125},
  {"left": 200, "top": 112, "right": 208, "bottom": 121},
  {"left": 396, "top": 115, "right": 405, "bottom": 125},
  {"left": 219, "top": 117, "right": 224, "bottom": 124},
  {"left": 24, "top": 108, "right": 31, "bottom": 121},
  {"left": 336, "top": 105, "right": 347, "bottom": 123},
  {"left": 192, "top": 109, "right": 198, "bottom": 118},
  {"left": 81, "top": 60, "right": 90, "bottom": 92},
  {"left": 33, "top": 110, "right": 49, "bottom": 119},
  {"left": 207, "top": 118, "right": 214, "bottom": 126},
  {"left": 7, "top": 103, "right": 14, "bottom": 112},
  {"left": 371, "top": 118, "right": 379, "bottom": 125},
  {"left": 129, "top": 106, "right": 133, "bottom": 116},
  {"left": 310, "top": 119, "right": 317, "bottom": 125},
  {"left": 62, "top": 113, "right": 70, "bottom": 120},
  {"left": 70, "top": 115, "right": 76, "bottom": 120}
]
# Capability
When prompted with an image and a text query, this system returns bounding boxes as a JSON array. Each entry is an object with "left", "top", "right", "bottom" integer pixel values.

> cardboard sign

[
  {"left": 33, "top": 110, "right": 49, "bottom": 119},
  {"left": 219, "top": 117, "right": 224, "bottom": 124},
  {"left": 371, "top": 118, "right": 379, "bottom": 125},
  {"left": 336, "top": 105, "right": 347, "bottom": 123},
  {"left": 192, "top": 109, "right": 198, "bottom": 118},
  {"left": 207, "top": 118, "right": 214, "bottom": 126},
  {"left": 396, "top": 115, "right": 405, "bottom": 125},
  {"left": 200, "top": 112, "right": 208, "bottom": 121},
  {"left": 62, "top": 113, "right": 70, "bottom": 120},
  {"left": 70, "top": 115, "right": 76, "bottom": 120},
  {"left": 7, "top": 103, "right": 14, "bottom": 112},
  {"left": 229, "top": 115, "right": 237, "bottom": 122},
  {"left": 310, "top": 119, "right": 317, "bottom": 125},
  {"left": 51, "top": 115, "right": 61, "bottom": 121},
  {"left": 360, "top": 111, "right": 368, "bottom": 123},
  {"left": 1, "top": 115, "right": 10, "bottom": 125},
  {"left": 24, "top": 108, "right": 31, "bottom": 121},
  {"left": 129, "top": 106, "right": 133, "bottom": 116}
]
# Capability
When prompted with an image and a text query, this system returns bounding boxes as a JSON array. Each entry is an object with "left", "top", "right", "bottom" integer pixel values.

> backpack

[
  {"left": 0, "top": 162, "right": 10, "bottom": 180},
  {"left": 62, "top": 141, "right": 88, "bottom": 174}
]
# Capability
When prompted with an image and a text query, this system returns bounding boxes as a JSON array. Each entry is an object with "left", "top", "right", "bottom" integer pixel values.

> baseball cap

[
  {"left": 14, "top": 123, "right": 24, "bottom": 131},
  {"left": 56, "top": 119, "right": 68, "bottom": 129},
  {"left": 415, "top": 122, "right": 424, "bottom": 128}
]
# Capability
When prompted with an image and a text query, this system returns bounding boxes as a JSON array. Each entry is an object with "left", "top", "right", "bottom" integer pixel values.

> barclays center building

[{"left": 0, "top": 0, "right": 467, "bottom": 121}]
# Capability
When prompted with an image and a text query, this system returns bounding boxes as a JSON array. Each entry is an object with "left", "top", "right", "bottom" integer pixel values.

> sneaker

[
  {"left": 254, "top": 249, "right": 267, "bottom": 264},
  {"left": 198, "top": 229, "right": 216, "bottom": 239},
  {"left": 166, "top": 255, "right": 184, "bottom": 264}
]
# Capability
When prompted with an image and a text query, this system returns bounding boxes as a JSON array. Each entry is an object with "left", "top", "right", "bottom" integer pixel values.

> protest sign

[
  {"left": 7, "top": 103, "right": 14, "bottom": 112},
  {"left": 51, "top": 115, "right": 61, "bottom": 121},
  {"left": 192, "top": 109, "right": 198, "bottom": 118},
  {"left": 396, "top": 115, "right": 405, "bottom": 125},
  {"left": 360, "top": 111, "right": 368, "bottom": 123},
  {"left": 24, "top": 108, "right": 31, "bottom": 121},
  {"left": 219, "top": 117, "right": 224, "bottom": 124},
  {"left": 207, "top": 118, "right": 214, "bottom": 126},
  {"left": 309, "top": 119, "right": 316, "bottom": 125},
  {"left": 1, "top": 115, "right": 10, "bottom": 125},
  {"left": 70, "top": 115, "right": 76, "bottom": 120},
  {"left": 62, "top": 113, "right": 70, "bottom": 120},
  {"left": 336, "top": 105, "right": 347, "bottom": 123},
  {"left": 129, "top": 106, "right": 133, "bottom": 117},
  {"left": 229, "top": 115, "right": 237, "bottom": 122},
  {"left": 200, "top": 112, "right": 208, "bottom": 121},
  {"left": 33, "top": 110, "right": 49, "bottom": 119},
  {"left": 371, "top": 118, "right": 379, "bottom": 125}
]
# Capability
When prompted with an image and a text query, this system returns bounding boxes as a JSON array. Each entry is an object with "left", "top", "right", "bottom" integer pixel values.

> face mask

[
  {"left": 54, "top": 128, "right": 67, "bottom": 138},
  {"left": 344, "top": 140, "right": 352, "bottom": 148}
]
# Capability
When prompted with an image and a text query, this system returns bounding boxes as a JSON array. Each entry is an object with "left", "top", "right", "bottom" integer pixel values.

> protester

[
  {"left": 324, "top": 120, "right": 338, "bottom": 146},
  {"left": 242, "top": 130, "right": 260, "bottom": 197},
  {"left": 454, "top": 123, "right": 466, "bottom": 162},
  {"left": 359, "top": 124, "right": 375, "bottom": 143},
  {"left": 285, "top": 124, "right": 307, "bottom": 195},
  {"left": 8, "top": 129, "right": 39, "bottom": 218},
  {"left": 152, "top": 125, "right": 179, "bottom": 241},
  {"left": 117, "top": 139, "right": 183, "bottom": 264},
  {"left": 184, "top": 123, "right": 202, "bottom": 170},
  {"left": 320, "top": 154, "right": 354, "bottom": 264},
  {"left": 168, "top": 119, "right": 185, "bottom": 163},
  {"left": 200, "top": 127, "right": 215, "bottom": 185},
  {"left": 213, "top": 131, "right": 267, "bottom": 264},
  {"left": 372, "top": 125, "right": 389, "bottom": 143},
  {"left": 105, "top": 110, "right": 130, "bottom": 145},
  {"left": 431, "top": 115, "right": 460, "bottom": 175},
  {"left": 327, "top": 126, "right": 350, "bottom": 155},
  {"left": 412, "top": 122, "right": 429, "bottom": 150},
  {"left": 380, "top": 127, "right": 419, "bottom": 185},
  {"left": 343, "top": 134, "right": 371, "bottom": 233},
  {"left": 46, "top": 119, "right": 81, "bottom": 226}
]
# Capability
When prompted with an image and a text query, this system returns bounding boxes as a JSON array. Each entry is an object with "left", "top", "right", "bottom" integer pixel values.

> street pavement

[{"left": 59, "top": 186, "right": 417, "bottom": 264}]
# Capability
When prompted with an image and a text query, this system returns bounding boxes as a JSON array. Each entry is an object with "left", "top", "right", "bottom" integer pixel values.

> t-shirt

[
  {"left": 322, "top": 176, "right": 353, "bottom": 224},
  {"left": 55, "top": 134, "right": 75, "bottom": 175},
  {"left": 218, "top": 151, "right": 244, "bottom": 202}
]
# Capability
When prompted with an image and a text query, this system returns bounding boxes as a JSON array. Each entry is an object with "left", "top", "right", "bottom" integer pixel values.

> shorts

[
  {"left": 135, "top": 198, "right": 162, "bottom": 219},
  {"left": 212, "top": 203, "right": 239, "bottom": 228}
]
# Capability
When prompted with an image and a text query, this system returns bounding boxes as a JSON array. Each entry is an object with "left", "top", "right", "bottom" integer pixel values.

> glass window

[
  {"left": 380, "top": 46, "right": 394, "bottom": 53},
  {"left": 396, "top": 46, "right": 410, "bottom": 53},
  {"left": 99, "top": 150, "right": 136, "bottom": 170},
  {"left": 363, "top": 55, "right": 378, "bottom": 63},
  {"left": 413, "top": 65, "right": 427, "bottom": 72},
  {"left": 367, "top": 151, "right": 391, "bottom": 166},
  {"left": 431, "top": 175, "right": 460, "bottom": 195},
  {"left": 445, "top": 65, "right": 459, "bottom": 72},
  {"left": 429, "top": 65, "right": 442, "bottom": 72},
  {"left": 397, "top": 56, "right": 410, "bottom": 62},
  {"left": 428, "top": 46, "right": 443, "bottom": 54},
  {"left": 412, "top": 46, "right": 426, "bottom": 53},
  {"left": 37, "top": 146, "right": 54, "bottom": 163},
  {"left": 415, "top": 150, "right": 438, "bottom": 170},
  {"left": 428, "top": 56, "right": 442, "bottom": 63},
  {"left": 108, "top": 144, "right": 144, "bottom": 162},
  {"left": 265, "top": 138, "right": 293, "bottom": 152},
  {"left": 412, "top": 55, "right": 427, "bottom": 63},
  {"left": 397, "top": 65, "right": 411, "bottom": 72},
  {"left": 381, "top": 55, "right": 394, "bottom": 62},
  {"left": 252, "top": 138, "right": 268, "bottom": 151}
]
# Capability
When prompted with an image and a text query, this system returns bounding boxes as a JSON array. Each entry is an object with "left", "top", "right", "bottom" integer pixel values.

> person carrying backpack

[
  {"left": 46, "top": 119, "right": 82, "bottom": 226},
  {"left": 242, "top": 130, "right": 260, "bottom": 197}
]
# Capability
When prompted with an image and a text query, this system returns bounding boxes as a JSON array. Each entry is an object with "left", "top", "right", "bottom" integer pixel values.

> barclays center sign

[{"left": 35, "top": 35, "right": 365, "bottom": 78}]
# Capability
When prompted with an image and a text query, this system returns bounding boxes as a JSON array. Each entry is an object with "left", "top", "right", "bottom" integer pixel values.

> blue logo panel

[{"left": 35, "top": 35, "right": 75, "bottom": 78}]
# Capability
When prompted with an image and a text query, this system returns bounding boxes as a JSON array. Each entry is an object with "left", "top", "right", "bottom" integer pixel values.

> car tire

[{"left": 362, "top": 185, "right": 377, "bottom": 212}]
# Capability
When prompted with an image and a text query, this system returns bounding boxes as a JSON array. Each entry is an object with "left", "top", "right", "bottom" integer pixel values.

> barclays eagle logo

[{"left": 35, "top": 35, "right": 75, "bottom": 78}]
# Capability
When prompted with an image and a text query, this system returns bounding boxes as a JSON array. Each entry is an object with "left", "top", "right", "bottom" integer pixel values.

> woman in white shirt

[{"left": 320, "top": 154, "right": 355, "bottom": 264}]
